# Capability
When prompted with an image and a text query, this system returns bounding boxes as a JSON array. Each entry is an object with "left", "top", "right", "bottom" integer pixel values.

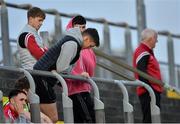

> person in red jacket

[
  {"left": 133, "top": 28, "right": 163, "bottom": 123},
  {"left": 66, "top": 15, "right": 96, "bottom": 123}
]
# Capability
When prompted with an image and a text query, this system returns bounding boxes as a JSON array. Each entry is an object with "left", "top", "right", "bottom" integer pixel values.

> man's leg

[
  {"left": 82, "top": 92, "right": 95, "bottom": 123},
  {"left": 139, "top": 90, "right": 161, "bottom": 123},
  {"left": 69, "top": 92, "right": 95, "bottom": 123},
  {"left": 139, "top": 92, "right": 151, "bottom": 123},
  {"left": 34, "top": 76, "right": 58, "bottom": 123},
  {"left": 40, "top": 103, "right": 58, "bottom": 123},
  {"left": 154, "top": 90, "right": 161, "bottom": 108}
]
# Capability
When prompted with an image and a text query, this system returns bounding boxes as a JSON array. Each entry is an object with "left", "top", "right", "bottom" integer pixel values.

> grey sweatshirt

[
  {"left": 56, "top": 27, "right": 83, "bottom": 73},
  {"left": 33, "top": 27, "right": 83, "bottom": 74}
]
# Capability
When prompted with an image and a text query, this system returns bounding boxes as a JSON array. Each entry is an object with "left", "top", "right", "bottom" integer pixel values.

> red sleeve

[{"left": 26, "top": 34, "right": 46, "bottom": 60}]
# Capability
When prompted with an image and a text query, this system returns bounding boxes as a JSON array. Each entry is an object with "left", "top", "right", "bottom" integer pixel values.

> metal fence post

[
  {"left": 167, "top": 34, "right": 176, "bottom": 87},
  {"left": 136, "top": 0, "right": 146, "bottom": 42},
  {"left": 101, "top": 20, "right": 112, "bottom": 78},
  {"left": 40, "top": 31, "right": 50, "bottom": 48},
  {"left": 87, "top": 78, "right": 105, "bottom": 123},
  {"left": 52, "top": 70, "right": 74, "bottom": 123},
  {"left": 114, "top": 80, "right": 134, "bottom": 123},
  {"left": 0, "top": 90, "right": 5, "bottom": 123},
  {"left": 124, "top": 26, "right": 133, "bottom": 66},
  {"left": 123, "top": 80, "right": 161, "bottom": 123},
  {"left": 103, "top": 20, "right": 111, "bottom": 54},
  {"left": 178, "top": 68, "right": 180, "bottom": 89},
  {"left": 54, "top": 13, "right": 62, "bottom": 41},
  {"left": 19, "top": 68, "right": 41, "bottom": 123},
  {"left": 0, "top": 0, "right": 12, "bottom": 65}
]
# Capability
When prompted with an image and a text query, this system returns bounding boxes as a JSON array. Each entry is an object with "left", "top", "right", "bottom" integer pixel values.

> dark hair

[
  {"left": 72, "top": 15, "right": 86, "bottom": 26},
  {"left": 27, "top": 7, "right": 46, "bottom": 19},
  {"left": 15, "top": 76, "right": 30, "bottom": 92},
  {"left": 8, "top": 89, "right": 27, "bottom": 99},
  {"left": 82, "top": 28, "right": 100, "bottom": 47}
]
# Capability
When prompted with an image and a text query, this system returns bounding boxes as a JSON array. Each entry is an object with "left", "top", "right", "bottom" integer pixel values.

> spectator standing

[
  {"left": 133, "top": 28, "right": 163, "bottom": 123},
  {"left": 17, "top": 7, "right": 47, "bottom": 70},
  {"left": 66, "top": 15, "right": 96, "bottom": 123},
  {"left": 33, "top": 27, "right": 100, "bottom": 122}
]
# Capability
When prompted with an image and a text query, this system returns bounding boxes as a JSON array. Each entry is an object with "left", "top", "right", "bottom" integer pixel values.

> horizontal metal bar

[
  {"left": 94, "top": 49, "right": 165, "bottom": 86},
  {"left": 4, "top": 2, "right": 136, "bottom": 29},
  {"left": 0, "top": 37, "right": 16, "bottom": 43},
  {"left": 97, "top": 61, "right": 135, "bottom": 81},
  {"left": 1, "top": 66, "right": 179, "bottom": 94},
  {"left": 4, "top": 2, "right": 180, "bottom": 38}
]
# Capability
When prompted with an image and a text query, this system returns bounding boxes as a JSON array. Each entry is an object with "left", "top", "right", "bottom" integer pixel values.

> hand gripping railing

[
  {"left": 87, "top": 78, "right": 105, "bottom": 123},
  {"left": 0, "top": 90, "right": 5, "bottom": 123},
  {"left": 122, "top": 80, "right": 161, "bottom": 123},
  {"left": 114, "top": 80, "right": 134, "bottom": 123},
  {"left": 51, "top": 70, "right": 74, "bottom": 123},
  {"left": 19, "top": 68, "right": 41, "bottom": 123}
]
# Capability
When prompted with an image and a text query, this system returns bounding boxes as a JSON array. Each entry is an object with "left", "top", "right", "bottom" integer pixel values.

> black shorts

[{"left": 33, "top": 75, "right": 57, "bottom": 103}]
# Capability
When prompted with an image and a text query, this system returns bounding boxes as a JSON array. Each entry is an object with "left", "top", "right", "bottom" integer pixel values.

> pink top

[
  {"left": 66, "top": 49, "right": 96, "bottom": 95},
  {"left": 65, "top": 18, "right": 97, "bottom": 95}
]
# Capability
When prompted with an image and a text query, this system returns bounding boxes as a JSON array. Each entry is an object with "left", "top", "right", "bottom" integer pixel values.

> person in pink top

[{"left": 66, "top": 15, "right": 96, "bottom": 123}]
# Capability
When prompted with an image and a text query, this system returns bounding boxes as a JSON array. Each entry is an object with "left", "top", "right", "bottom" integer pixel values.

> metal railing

[
  {"left": 92, "top": 77, "right": 161, "bottom": 123},
  {"left": 0, "top": 66, "right": 106, "bottom": 123},
  {"left": 123, "top": 80, "right": 161, "bottom": 123},
  {"left": 19, "top": 68, "right": 41, "bottom": 123},
  {"left": 0, "top": 66, "right": 163, "bottom": 123},
  {"left": 52, "top": 70, "right": 74, "bottom": 123},
  {"left": 114, "top": 80, "right": 134, "bottom": 123},
  {"left": 87, "top": 78, "right": 105, "bottom": 123},
  {"left": 94, "top": 49, "right": 180, "bottom": 94}
]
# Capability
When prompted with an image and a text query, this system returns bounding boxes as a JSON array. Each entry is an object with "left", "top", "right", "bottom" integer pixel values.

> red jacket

[
  {"left": 4, "top": 102, "right": 18, "bottom": 122},
  {"left": 133, "top": 43, "right": 163, "bottom": 96}
]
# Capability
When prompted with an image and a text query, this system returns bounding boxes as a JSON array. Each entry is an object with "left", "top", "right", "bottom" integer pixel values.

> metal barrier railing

[
  {"left": 87, "top": 78, "right": 105, "bottom": 123},
  {"left": 52, "top": 70, "right": 74, "bottom": 123},
  {"left": 94, "top": 49, "right": 164, "bottom": 86},
  {"left": 0, "top": 66, "right": 106, "bottom": 123},
  {"left": 0, "top": 65, "right": 164, "bottom": 123},
  {"left": 122, "top": 80, "right": 161, "bottom": 123},
  {"left": 94, "top": 49, "right": 180, "bottom": 95},
  {"left": 114, "top": 80, "right": 134, "bottom": 123},
  {"left": 92, "top": 77, "right": 161, "bottom": 123},
  {"left": 19, "top": 68, "right": 41, "bottom": 123}
]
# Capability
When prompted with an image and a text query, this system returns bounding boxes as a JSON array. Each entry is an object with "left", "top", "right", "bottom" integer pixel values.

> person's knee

[
  {"left": 40, "top": 103, "right": 58, "bottom": 123},
  {"left": 50, "top": 115, "right": 58, "bottom": 123},
  {"left": 41, "top": 109, "right": 58, "bottom": 123}
]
